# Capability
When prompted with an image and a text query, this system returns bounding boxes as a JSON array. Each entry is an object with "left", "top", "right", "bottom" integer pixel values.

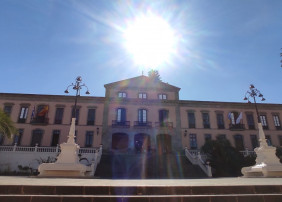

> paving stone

[
  {"left": 254, "top": 185, "right": 281, "bottom": 194},
  {"left": 210, "top": 196, "right": 237, "bottom": 202},
  {"left": 110, "top": 186, "right": 137, "bottom": 195},
  {"left": 0, "top": 196, "right": 31, "bottom": 202},
  {"left": 0, "top": 185, "right": 22, "bottom": 194},
  {"left": 85, "top": 186, "right": 110, "bottom": 195},
  {"left": 23, "top": 186, "right": 56, "bottom": 195},
  {"left": 56, "top": 186, "right": 84, "bottom": 195},
  {"left": 61, "top": 196, "right": 93, "bottom": 202},
  {"left": 263, "top": 194, "right": 282, "bottom": 202},
  {"left": 236, "top": 195, "right": 264, "bottom": 202},
  {"left": 31, "top": 196, "right": 62, "bottom": 202}
]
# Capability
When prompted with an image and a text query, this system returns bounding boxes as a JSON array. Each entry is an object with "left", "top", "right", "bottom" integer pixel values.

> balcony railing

[
  {"left": 112, "top": 120, "right": 130, "bottom": 128},
  {"left": 155, "top": 122, "right": 173, "bottom": 128},
  {"left": 229, "top": 124, "right": 245, "bottom": 131},
  {"left": 30, "top": 117, "right": 49, "bottom": 125},
  {"left": 134, "top": 121, "right": 152, "bottom": 128}
]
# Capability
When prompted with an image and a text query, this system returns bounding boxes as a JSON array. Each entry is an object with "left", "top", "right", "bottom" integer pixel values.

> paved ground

[{"left": 1, "top": 176, "right": 282, "bottom": 186}]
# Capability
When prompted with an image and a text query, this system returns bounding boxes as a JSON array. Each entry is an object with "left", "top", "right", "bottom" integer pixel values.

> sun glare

[{"left": 123, "top": 14, "right": 177, "bottom": 68}]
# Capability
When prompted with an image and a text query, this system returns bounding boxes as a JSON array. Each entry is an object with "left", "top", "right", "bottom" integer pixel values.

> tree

[
  {"left": 0, "top": 108, "right": 18, "bottom": 139},
  {"left": 201, "top": 139, "right": 254, "bottom": 177},
  {"left": 148, "top": 69, "right": 161, "bottom": 82}
]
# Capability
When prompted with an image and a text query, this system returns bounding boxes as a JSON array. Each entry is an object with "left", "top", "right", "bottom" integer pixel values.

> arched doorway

[
  {"left": 157, "top": 134, "right": 172, "bottom": 154},
  {"left": 134, "top": 133, "right": 151, "bottom": 152},
  {"left": 112, "top": 133, "right": 129, "bottom": 152}
]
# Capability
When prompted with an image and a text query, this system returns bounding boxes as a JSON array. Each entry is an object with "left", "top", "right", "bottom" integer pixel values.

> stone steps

[
  {"left": 1, "top": 185, "right": 282, "bottom": 202},
  {"left": 95, "top": 153, "right": 207, "bottom": 179}
]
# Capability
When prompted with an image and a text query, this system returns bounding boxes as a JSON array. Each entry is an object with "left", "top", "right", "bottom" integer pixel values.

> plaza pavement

[{"left": 1, "top": 176, "right": 282, "bottom": 187}]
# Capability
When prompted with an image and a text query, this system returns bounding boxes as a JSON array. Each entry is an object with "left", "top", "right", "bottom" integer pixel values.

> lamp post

[
  {"left": 241, "top": 84, "right": 282, "bottom": 177},
  {"left": 65, "top": 76, "right": 90, "bottom": 119},
  {"left": 243, "top": 84, "right": 267, "bottom": 147},
  {"left": 64, "top": 76, "right": 90, "bottom": 144}
]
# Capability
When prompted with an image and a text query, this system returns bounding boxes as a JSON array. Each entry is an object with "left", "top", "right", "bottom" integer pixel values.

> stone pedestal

[
  {"left": 38, "top": 118, "right": 92, "bottom": 177},
  {"left": 241, "top": 123, "right": 282, "bottom": 177}
]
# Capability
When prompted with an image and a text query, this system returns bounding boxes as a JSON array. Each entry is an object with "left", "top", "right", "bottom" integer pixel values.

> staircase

[
  {"left": 1, "top": 184, "right": 282, "bottom": 202},
  {"left": 95, "top": 152, "right": 207, "bottom": 179}
]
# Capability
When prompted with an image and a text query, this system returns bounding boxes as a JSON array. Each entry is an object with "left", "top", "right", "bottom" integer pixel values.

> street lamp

[
  {"left": 64, "top": 76, "right": 90, "bottom": 144},
  {"left": 243, "top": 84, "right": 265, "bottom": 123},
  {"left": 64, "top": 76, "right": 90, "bottom": 119},
  {"left": 241, "top": 84, "right": 282, "bottom": 177}
]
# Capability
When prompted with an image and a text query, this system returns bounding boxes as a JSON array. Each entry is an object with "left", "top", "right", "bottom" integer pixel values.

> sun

[{"left": 123, "top": 14, "right": 177, "bottom": 68}]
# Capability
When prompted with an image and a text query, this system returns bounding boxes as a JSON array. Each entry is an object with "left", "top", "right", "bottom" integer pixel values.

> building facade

[{"left": 1, "top": 75, "right": 282, "bottom": 153}]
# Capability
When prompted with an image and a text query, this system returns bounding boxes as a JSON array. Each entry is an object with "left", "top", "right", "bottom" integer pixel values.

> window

[
  {"left": 279, "top": 135, "right": 282, "bottom": 146},
  {"left": 228, "top": 112, "right": 240, "bottom": 125},
  {"left": 0, "top": 133, "right": 4, "bottom": 145},
  {"left": 205, "top": 134, "right": 212, "bottom": 142},
  {"left": 247, "top": 114, "right": 255, "bottom": 130},
  {"left": 13, "top": 129, "right": 23, "bottom": 146},
  {"left": 189, "top": 134, "right": 197, "bottom": 149},
  {"left": 117, "top": 108, "right": 126, "bottom": 123},
  {"left": 234, "top": 134, "right": 244, "bottom": 151},
  {"left": 273, "top": 115, "right": 281, "bottom": 130},
  {"left": 51, "top": 130, "right": 60, "bottom": 146},
  {"left": 138, "top": 93, "right": 147, "bottom": 99},
  {"left": 18, "top": 106, "right": 29, "bottom": 123},
  {"left": 159, "top": 109, "right": 169, "bottom": 124},
  {"left": 158, "top": 94, "right": 167, "bottom": 100},
  {"left": 188, "top": 112, "right": 196, "bottom": 128},
  {"left": 54, "top": 108, "right": 64, "bottom": 124},
  {"left": 118, "top": 92, "right": 127, "bottom": 98},
  {"left": 202, "top": 113, "right": 210, "bottom": 128},
  {"left": 72, "top": 107, "right": 80, "bottom": 125},
  {"left": 4, "top": 105, "right": 12, "bottom": 116},
  {"left": 217, "top": 134, "right": 226, "bottom": 141},
  {"left": 250, "top": 135, "right": 258, "bottom": 149},
  {"left": 265, "top": 135, "right": 272, "bottom": 146},
  {"left": 87, "top": 109, "right": 96, "bottom": 125},
  {"left": 85, "top": 131, "right": 94, "bottom": 147},
  {"left": 217, "top": 114, "right": 225, "bottom": 129},
  {"left": 30, "top": 129, "right": 43, "bottom": 146},
  {"left": 260, "top": 115, "right": 268, "bottom": 129},
  {"left": 138, "top": 109, "right": 147, "bottom": 123}
]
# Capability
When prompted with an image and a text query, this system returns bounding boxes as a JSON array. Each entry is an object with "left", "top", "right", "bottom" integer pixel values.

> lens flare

[{"left": 123, "top": 13, "right": 177, "bottom": 68}]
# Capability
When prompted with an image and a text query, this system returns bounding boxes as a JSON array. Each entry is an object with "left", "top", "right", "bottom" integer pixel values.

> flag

[
  {"left": 228, "top": 112, "right": 232, "bottom": 120},
  {"left": 236, "top": 112, "right": 243, "bottom": 124},
  {"left": 31, "top": 106, "right": 35, "bottom": 120},
  {"left": 37, "top": 105, "right": 49, "bottom": 116}
]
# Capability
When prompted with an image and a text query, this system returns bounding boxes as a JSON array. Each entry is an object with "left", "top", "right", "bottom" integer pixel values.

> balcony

[
  {"left": 30, "top": 117, "right": 49, "bottom": 125},
  {"left": 134, "top": 121, "right": 152, "bottom": 128},
  {"left": 112, "top": 120, "right": 130, "bottom": 128},
  {"left": 229, "top": 124, "right": 245, "bottom": 131},
  {"left": 155, "top": 122, "right": 173, "bottom": 128}
]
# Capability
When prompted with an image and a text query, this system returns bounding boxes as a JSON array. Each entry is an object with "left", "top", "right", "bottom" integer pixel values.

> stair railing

[{"left": 184, "top": 147, "right": 212, "bottom": 177}]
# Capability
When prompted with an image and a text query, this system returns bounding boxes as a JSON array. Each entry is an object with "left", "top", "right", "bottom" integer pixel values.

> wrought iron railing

[
  {"left": 112, "top": 120, "right": 130, "bottom": 128},
  {"left": 155, "top": 122, "right": 173, "bottom": 128},
  {"left": 133, "top": 121, "right": 152, "bottom": 128}
]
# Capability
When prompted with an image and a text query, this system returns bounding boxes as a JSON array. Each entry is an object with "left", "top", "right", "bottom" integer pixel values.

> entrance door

[
  {"left": 112, "top": 133, "right": 129, "bottom": 151},
  {"left": 157, "top": 134, "right": 172, "bottom": 154},
  {"left": 134, "top": 133, "right": 151, "bottom": 152}
]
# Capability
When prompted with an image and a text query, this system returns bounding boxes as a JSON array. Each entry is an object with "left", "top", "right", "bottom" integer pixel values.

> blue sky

[{"left": 1, "top": 0, "right": 282, "bottom": 103}]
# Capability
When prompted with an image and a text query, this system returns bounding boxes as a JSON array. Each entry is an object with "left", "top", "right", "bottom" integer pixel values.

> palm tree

[{"left": 0, "top": 108, "right": 18, "bottom": 139}]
